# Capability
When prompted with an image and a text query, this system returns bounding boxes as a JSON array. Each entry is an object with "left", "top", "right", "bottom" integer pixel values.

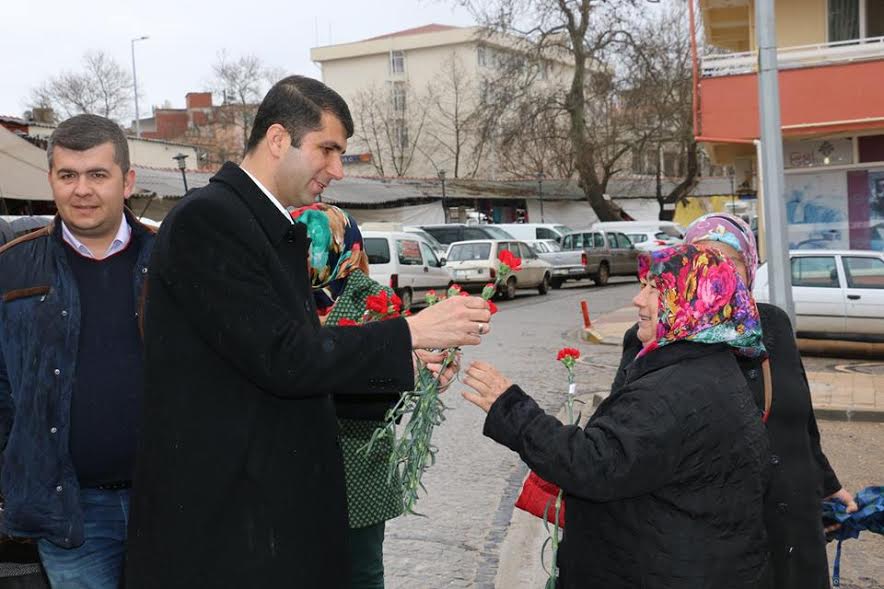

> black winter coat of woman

[
  {"left": 614, "top": 303, "right": 838, "bottom": 589},
  {"left": 485, "top": 341, "right": 771, "bottom": 589}
]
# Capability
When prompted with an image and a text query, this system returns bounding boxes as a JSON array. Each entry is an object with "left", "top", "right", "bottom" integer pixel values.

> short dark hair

[
  {"left": 246, "top": 75, "right": 354, "bottom": 153},
  {"left": 47, "top": 114, "right": 130, "bottom": 174}
]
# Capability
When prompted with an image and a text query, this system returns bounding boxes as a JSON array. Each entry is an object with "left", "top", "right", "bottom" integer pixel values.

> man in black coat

[{"left": 125, "top": 76, "right": 491, "bottom": 588}]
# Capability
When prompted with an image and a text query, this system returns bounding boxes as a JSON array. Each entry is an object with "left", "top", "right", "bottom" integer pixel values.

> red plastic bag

[{"left": 514, "top": 471, "right": 566, "bottom": 527}]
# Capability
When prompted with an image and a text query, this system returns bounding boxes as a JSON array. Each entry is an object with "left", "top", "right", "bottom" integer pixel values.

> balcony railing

[{"left": 702, "top": 35, "right": 884, "bottom": 77}]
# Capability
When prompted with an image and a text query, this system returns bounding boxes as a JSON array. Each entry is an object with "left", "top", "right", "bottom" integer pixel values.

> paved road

[{"left": 384, "top": 278, "right": 637, "bottom": 588}]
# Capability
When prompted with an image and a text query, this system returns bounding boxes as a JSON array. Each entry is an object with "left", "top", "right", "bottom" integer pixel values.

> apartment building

[
  {"left": 310, "top": 24, "right": 573, "bottom": 179},
  {"left": 695, "top": 0, "right": 884, "bottom": 251}
]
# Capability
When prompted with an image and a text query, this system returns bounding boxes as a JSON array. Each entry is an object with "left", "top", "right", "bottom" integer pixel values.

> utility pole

[
  {"left": 131, "top": 36, "right": 149, "bottom": 138},
  {"left": 755, "top": 0, "right": 795, "bottom": 324}
]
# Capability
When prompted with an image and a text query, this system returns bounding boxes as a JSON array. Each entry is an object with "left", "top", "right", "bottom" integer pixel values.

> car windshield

[
  {"left": 545, "top": 241, "right": 562, "bottom": 252},
  {"left": 483, "top": 226, "right": 514, "bottom": 240},
  {"left": 448, "top": 242, "right": 492, "bottom": 261},
  {"left": 554, "top": 225, "right": 573, "bottom": 236},
  {"left": 627, "top": 233, "right": 648, "bottom": 243}
]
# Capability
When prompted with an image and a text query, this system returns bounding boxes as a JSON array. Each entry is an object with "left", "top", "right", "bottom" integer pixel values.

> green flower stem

[
  {"left": 365, "top": 265, "right": 513, "bottom": 514},
  {"left": 547, "top": 371, "right": 576, "bottom": 587}
]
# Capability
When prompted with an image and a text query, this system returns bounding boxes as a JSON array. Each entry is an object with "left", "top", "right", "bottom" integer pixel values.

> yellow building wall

[
  {"left": 748, "top": 0, "right": 828, "bottom": 49},
  {"left": 674, "top": 196, "right": 738, "bottom": 226}
]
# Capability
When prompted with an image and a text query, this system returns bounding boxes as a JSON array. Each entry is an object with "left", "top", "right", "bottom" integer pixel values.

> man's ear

[
  {"left": 123, "top": 168, "right": 137, "bottom": 198},
  {"left": 265, "top": 123, "right": 291, "bottom": 158}
]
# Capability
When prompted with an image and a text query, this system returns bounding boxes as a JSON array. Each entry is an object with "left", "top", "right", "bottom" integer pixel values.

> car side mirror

[{"left": 439, "top": 257, "right": 446, "bottom": 266}]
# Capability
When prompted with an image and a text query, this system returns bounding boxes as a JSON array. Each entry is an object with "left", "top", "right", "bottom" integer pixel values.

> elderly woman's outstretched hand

[{"left": 462, "top": 361, "right": 513, "bottom": 413}]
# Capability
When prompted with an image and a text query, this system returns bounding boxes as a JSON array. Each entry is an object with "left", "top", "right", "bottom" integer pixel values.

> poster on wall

[{"left": 784, "top": 172, "right": 849, "bottom": 249}]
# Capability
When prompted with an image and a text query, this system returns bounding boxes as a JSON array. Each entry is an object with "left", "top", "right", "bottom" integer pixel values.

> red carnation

[
  {"left": 338, "top": 318, "right": 359, "bottom": 326},
  {"left": 498, "top": 250, "right": 522, "bottom": 272},
  {"left": 391, "top": 292, "right": 403, "bottom": 312},
  {"left": 488, "top": 301, "right": 498, "bottom": 315},
  {"left": 366, "top": 291, "right": 390, "bottom": 314},
  {"left": 556, "top": 347, "right": 581, "bottom": 362}
]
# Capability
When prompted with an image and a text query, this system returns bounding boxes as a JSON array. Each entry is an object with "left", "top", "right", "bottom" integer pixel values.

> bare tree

[
  {"left": 626, "top": 3, "right": 699, "bottom": 219},
  {"left": 423, "top": 52, "right": 491, "bottom": 178},
  {"left": 212, "top": 51, "right": 273, "bottom": 150},
  {"left": 30, "top": 51, "right": 133, "bottom": 122},
  {"left": 352, "top": 83, "right": 429, "bottom": 177},
  {"left": 459, "top": 0, "right": 642, "bottom": 220}
]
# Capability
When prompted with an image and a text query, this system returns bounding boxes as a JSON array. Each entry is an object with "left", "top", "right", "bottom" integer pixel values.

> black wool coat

[
  {"left": 613, "top": 303, "right": 837, "bottom": 589},
  {"left": 486, "top": 341, "right": 771, "bottom": 589},
  {"left": 125, "top": 163, "right": 414, "bottom": 589}
]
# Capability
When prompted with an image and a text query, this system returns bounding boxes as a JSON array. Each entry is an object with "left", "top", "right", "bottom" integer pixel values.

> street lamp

[
  {"left": 438, "top": 169, "right": 448, "bottom": 223},
  {"left": 172, "top": 153, "right": 189, "bottom": 193},
  {"left": 131, "top": 36, "right": 149, "bottom": 138},
  {"left": 536, "top": 171, "right": 545, "bottom": 223}
]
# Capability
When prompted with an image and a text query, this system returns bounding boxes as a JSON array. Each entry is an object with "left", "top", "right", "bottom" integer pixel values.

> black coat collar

[
  {"left": 210, "top": 162, "right": 305, "bottom": 247},
  {"left": 625, "top": 340, "right": 731, "bottom": 384}
]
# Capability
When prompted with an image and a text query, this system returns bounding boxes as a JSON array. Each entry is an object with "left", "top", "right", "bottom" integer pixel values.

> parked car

[
  {"left": 592, "top": 220, "right": 685, "bottom": 238},
  {"left": 496, "top": 223, "right": 573, "bottom": 243},
  {"left": 420, "top": 223, "right": 514, "bottom": 246},
  {"left": 362, "top": 230, "right": 451, "bottom": 311},
  {"left": 753, "top": 249, "right": 884, "bottom": 341},
  {"left": 527, "top": 239, "right": 587, "bottom": 288},
  {"left": 558, "top": 228, "right": 640, "bottom": 286},
  {"left": 402, "top": 226, "right": 448, "bottom": 260},
  {"left": 445, "top": 239, "right": 553, "bottom": 299},
  {"left": 622, "top": 228, "right": 683, "bottom": 252}
]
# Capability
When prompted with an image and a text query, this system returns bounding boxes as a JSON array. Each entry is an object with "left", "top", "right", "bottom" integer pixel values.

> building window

[
  {"left": 390, "top": 50, "right": 405, "bottom": 74},
  {"left": 828, "top": 0, "right": 884, "bottom": 41},
  {"left": 391, "top": 82, "right": 407, "bottom": 113},
  {"left": 477, "top": 45, "right": 487, "bottom": 67},
  {"left": 829, "top": 0, "right": 860, "bottom": 41}
]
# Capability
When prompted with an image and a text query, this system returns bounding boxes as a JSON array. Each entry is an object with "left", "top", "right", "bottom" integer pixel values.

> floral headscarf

[
  {"left": 637, "top": 243, "right": 766, "bottom": 359},
  {"left": 683, "top": 213, "right": 758, "bottom": 288},
  {"left": 291, "top": 203, "right": 369, "bottom": 316}
]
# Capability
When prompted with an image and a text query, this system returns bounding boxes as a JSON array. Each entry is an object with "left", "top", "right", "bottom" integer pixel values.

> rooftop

[{"left": 363, "top": 24, "right": 461, "bottom": 42}]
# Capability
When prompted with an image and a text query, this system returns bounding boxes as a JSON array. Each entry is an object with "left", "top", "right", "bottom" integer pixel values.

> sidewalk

[{"left": 585, "top": 306, "right": 884, "bottom": 422}]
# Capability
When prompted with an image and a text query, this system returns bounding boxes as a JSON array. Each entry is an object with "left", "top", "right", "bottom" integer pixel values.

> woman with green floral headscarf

[{"left": 292, "top": 203, "right": 453, "bottom": 589}]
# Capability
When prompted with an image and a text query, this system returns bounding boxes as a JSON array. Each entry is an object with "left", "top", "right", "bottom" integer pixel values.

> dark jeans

[
  {"left": 347, "top": 521, "right": 385, "bottom": 589},
  {"left": 37, "top": 489, "right": 129, "bottom": 589}
]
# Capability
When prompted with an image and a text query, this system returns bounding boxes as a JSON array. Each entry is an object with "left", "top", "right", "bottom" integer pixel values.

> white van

[
  {"left": 496, "top": 223, "right": 573, "bottom": 243},
  {"left": 362, "top": 230, "right": 451, "bottom": 311}
]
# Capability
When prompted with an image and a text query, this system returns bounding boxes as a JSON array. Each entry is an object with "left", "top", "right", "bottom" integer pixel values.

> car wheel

[
  {"left": 593, "top": 263, "right": 610, "bottom": 286},
  {"left": 551, "top": 278, "right": 564, "bottom": 289},
  {"left": 538, "top": 273, "right": 550, "bottom": 295},
  {"left": 504, "top": 277, "right": 517, "bottom": 300}
]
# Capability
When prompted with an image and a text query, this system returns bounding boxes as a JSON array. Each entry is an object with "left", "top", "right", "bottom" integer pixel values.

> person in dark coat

[
  {"left": 124, "top": 76, "right": 491, "bottom": 589},
  {"left": 463, "top": 244, "right": 771, "bottom": 589},
  {"left": 613, "top": 213, "right": 857, "bottom": 589}
]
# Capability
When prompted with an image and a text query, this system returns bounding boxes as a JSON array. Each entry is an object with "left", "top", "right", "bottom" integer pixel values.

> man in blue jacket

[{"left": 0, "top": 114, "right": 155, "bottom": 588}]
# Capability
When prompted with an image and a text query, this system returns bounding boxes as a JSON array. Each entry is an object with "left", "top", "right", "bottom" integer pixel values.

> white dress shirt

[
  {"left": 241, "top": 167, "right": 294, "bottom": 224},
  {"left": 61, "top": 213, "right": 132, "bottom": 259}
]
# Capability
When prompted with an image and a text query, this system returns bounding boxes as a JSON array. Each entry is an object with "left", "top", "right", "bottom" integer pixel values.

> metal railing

[{"left": 702, "top": 35, "right": 884, "bottom": 77}]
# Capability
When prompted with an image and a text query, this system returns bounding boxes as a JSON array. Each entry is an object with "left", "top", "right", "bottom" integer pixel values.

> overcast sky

[{"left": 1, "top": 0, "right": 476, "bottom": 120}]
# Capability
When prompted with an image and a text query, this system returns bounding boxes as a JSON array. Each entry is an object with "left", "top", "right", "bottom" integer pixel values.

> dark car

[{"left": 419, "top": 224, "right": 514, "bottom": 246}]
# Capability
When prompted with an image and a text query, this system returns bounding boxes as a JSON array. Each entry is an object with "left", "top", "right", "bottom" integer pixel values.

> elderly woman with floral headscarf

[
  {"left": 463, "top": 243, "right": 772, "bottom": 588},
  {"left": 292, "top": 203, "right": 456, "bottom": 589},
  {"left": 613, "top": 213, "right": 856, "bottom": 589}
]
